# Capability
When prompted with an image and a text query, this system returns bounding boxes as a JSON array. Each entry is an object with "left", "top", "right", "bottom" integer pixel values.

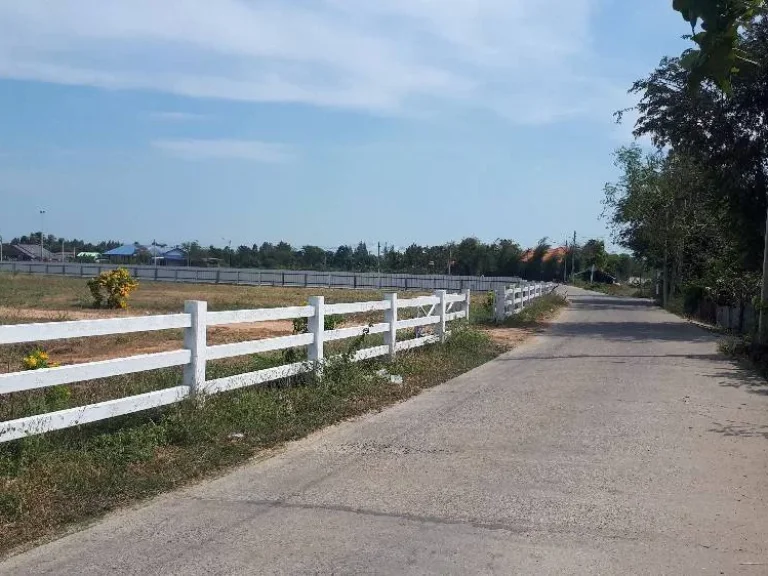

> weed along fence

[
  {"left": 494, "top": 283, "right": 557, "bottom": 322},
  {"left": 0, "top": 261, "right": 521, "bottom": 292},
  {"left": 0, "top": 290, "right": 471, "bottom": 443}
]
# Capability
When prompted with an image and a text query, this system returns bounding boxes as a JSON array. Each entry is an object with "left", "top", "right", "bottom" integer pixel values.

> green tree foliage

[
  {"left": 672, "top": 0, "right": 765, "bottom": 91},
  {"left": 613, "top": 16, "right": 768, "bottom": 310},
  {"left": 580, "top": 239, "right": 608, "bottom": 271}
]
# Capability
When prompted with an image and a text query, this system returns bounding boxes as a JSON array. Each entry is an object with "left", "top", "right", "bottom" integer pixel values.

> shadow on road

[
  {"left": 569, "top": 296, "right": 656, "bottom": 309},
  {"left": 708, "top": 420, "right": 768, "bottom": 440},
  {"left": 706, "top": 364, "right": 768, "bottom": 398},
  {"left": 546, "top": 321, "right": 713, "bottom": 343},
  {"left": 497, "top": 353, "right": 725, "bottom": 362}
]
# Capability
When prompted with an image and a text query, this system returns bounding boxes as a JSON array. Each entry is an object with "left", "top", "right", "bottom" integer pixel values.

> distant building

[
  {"left": 150, "top": 247, "right": 188, "bottom": 266},
  {"left": 50, "top": 252, "right": 75, "bottom": 263},
  {"left": 76, "top": 252, "right": 103, "bottom": 262},
  {"left": 520, "top": 246, "right": 568, "bottom": 263},
  {"left": 5, "top": 244, "right": 54, "bottom": 261},
  {"left": 103, "top": 244, "right": 149, "bottom": 263},
  {"left": 104, "top": 244, "right": 188, "bottom": 265}
]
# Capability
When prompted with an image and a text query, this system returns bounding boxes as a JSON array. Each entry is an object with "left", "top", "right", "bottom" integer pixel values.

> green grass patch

[
  {"left": 500, "top": 293, "right": 569, "bottom": 327},
  {"left": 0, "top": 326, "right": 504, "bottom": 555}
]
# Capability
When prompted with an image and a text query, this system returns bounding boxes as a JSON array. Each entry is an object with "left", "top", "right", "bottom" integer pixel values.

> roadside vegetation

[
  {"left": 570, "top": 279, "right": 647, "bottom": 299},
  {"left": 0, "top": 273, "right": 567, "bottom": 554}
]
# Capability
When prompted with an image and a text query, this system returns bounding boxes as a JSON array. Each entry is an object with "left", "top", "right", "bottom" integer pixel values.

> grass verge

[
  {"left": 718, "top": 335, "right": 768, "bottom": 382},
  {"left": 0, "top": 326, "right": 504, "bottom": 555},
  {"left": 500, "top": 293, "right": 569, "bottom": 327}
]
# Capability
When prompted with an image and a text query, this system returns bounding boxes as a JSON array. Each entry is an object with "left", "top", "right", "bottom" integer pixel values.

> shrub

[
  {"left": 22, "top": 349, "right": 70, "bottom": 410},
  {"left": 87, "top": 268, "right": 138, "bottom": 309},
  {"left": 22, "top": 349, "right": 58, "bottom": 370}
]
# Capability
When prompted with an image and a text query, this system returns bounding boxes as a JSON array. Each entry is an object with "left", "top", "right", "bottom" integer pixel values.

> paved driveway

[{"left": 4, "top": 287, "right": 768, "bottom": 574}]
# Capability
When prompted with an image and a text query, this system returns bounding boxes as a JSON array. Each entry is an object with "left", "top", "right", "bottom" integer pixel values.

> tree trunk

[
  {"left": 662, "top": 207, "right": 670, "bottom": 309},
  {"left": 662, "top": 245, "right": 669, "bottom": 309},
  {"left": 758, "top": 201, "right": 768, "bottom": 343}
]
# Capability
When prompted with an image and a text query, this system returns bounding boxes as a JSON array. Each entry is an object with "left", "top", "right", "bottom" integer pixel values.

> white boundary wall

[
  {"left": 0, "top": 289, "right": 471, "bottom": 443},
  {"left": 0, "top": 261, "right": 520, "bottom": 292},
  {"left": 493, "top": 283, "right": 557, "bottom": 322}
]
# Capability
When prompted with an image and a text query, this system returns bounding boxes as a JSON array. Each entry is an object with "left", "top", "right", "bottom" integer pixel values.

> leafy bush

[
  {"left": 21, "top": 349, "right": 71, "bottom": 411},
  {"left": 22, "top": 349, "right": 58, "bottom": 370},
  {"left": 87, "top": 268, "right": 138, "bottom": 309}
]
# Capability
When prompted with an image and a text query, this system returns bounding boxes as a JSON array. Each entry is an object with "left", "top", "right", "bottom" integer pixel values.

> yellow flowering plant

[
  {"left": 87, "top": 268, "right": 139, "bottom": 309},
  {"left": 22, "top": 349, "right": 60, "bottom": 370}
]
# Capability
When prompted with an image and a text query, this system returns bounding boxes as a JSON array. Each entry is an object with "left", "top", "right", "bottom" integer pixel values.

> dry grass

[
  {"left": 0, "top": 273, "right": 398, "bottom": 372},
  {"left": 0, "top": 272, "right": 385, "bottom": 313}
]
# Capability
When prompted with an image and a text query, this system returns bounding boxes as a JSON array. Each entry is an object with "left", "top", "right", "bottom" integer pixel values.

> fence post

[
  {"left": 494, "top": 287, "right": 506, "bottom": 323},
  {"left": 307, "top": 296, "right": 325, "bottom": 367},
  {"left": 435, "top": 289, "right": 447, "bottom": 342},
  {"left": 463, "top": 289, "right": 471, "bottom": 320},
  {"left": 384, "top": 292, "right": 398, "bottom": 359},
  {"left": 183, "top": 300, "right": 207, "bottom": 396}
]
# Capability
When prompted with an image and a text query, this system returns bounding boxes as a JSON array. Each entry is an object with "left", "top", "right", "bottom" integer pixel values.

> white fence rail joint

[
  {"left": 493, "top": 283, "right": 557, "bottom": 323},
  {"left": 0, "top": 289, "right": 473, "bottom": 443}
]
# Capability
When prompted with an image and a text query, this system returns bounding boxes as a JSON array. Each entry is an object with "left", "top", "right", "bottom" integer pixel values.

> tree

[
  {"left": 672, "top": 0, "right": 765, "bottom": 91},
  {"left": 630, "top": 18, "right": 768, "bottom": 335}
]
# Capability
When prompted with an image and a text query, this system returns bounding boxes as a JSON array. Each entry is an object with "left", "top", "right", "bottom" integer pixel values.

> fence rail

[
  {"left": 0, "top": 289, "right": 473, "bottom": 443},
  {"left": 494, "top": 283, "right": 557, "bottom": 322},
  {"left": 0, "top": 261, "right": 522, "bottom": 292}
]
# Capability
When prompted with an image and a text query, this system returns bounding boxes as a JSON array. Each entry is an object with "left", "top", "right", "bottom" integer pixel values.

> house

[
  {"left": 5, "top": 244, "right": 54, "bottom": 261},
  {"left": 104, "top": 243, "right": 189, "bottom": 265},
  {"left": 50, "top": 252, "right": 74, "bottom": 263},
  {"left": 150, "top": 247, "right": 188, "bottom": 266},
  {"left": 103, "top": 244, "right": 149, "bottom": 263},
  {"left": 76, "top": 252, "right": 103, "bottom": 263},
  {"left": 520, "top": 246, "right": 568, "bottom": 263}
]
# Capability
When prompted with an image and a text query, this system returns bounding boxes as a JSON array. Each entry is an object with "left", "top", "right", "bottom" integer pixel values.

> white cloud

[
  {"left": 0, "top": 0, "right": 616, "bottom": 123},
  {"left": 152, "top": 139, "right": 294, "bottom": 163}
]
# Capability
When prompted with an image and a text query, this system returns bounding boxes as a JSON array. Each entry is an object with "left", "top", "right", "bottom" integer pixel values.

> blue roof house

[
  {"left": 104, "top": 244, "right": 189, "bottom": 265},
  {"left": 157, "top": 247, "right": 187, "bottom": 266},
  {"left": 103, "top": 244, "right": 147, "bottom": 263}
]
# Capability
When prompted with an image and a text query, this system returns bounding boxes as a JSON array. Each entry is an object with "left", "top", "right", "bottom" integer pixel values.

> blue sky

[{"left": 0, "top": 1, "right": 690, "bottom": 251}]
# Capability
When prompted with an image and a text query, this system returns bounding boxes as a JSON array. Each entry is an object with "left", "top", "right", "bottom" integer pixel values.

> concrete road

[{"left": 4, "top": 288, "right": 768, "bottom": 575}]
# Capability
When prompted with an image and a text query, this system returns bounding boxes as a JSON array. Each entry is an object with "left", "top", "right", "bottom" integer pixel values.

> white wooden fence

[
  {"left": 494, "top": 283, "right": 557, "bottom": 322},
  {"left": 0, "top": 290, "right": 471, "bottom": 443}
]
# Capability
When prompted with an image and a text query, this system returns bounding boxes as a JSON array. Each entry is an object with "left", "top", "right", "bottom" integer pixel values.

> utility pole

[
  {"left": 39, "top": 209, "right": 46, "bottom": 261},
  {"left": 759, "top": 201, "right": 768, "bottom": 343},
  {"left": 563, "top": 239, "right": 568, "bottom": 283},
  {"left": 571, "top": 230, "right": 577, "bottom": 282},
  {"left": 377, "top": 241, "right": 381, "bottom": 275},
  {"left": 61, "top": 238, "right": 64, "bottom": 262}
]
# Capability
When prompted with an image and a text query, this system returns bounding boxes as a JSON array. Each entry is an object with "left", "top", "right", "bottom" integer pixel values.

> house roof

[
  {"left": 104, "top": 244, "right": 144, "bottom": 256},
  {"left": 161, "top": 247, "right": 187, "bottom": 259},
  {"left": 521, "top": 246, "right": 567, "bottom": 263},
  {"left": 105, "top": 244, "right": 188, "bottom": 258},
  {"left": 12, "top": 244, "right": 54, "bottom": 260}
]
